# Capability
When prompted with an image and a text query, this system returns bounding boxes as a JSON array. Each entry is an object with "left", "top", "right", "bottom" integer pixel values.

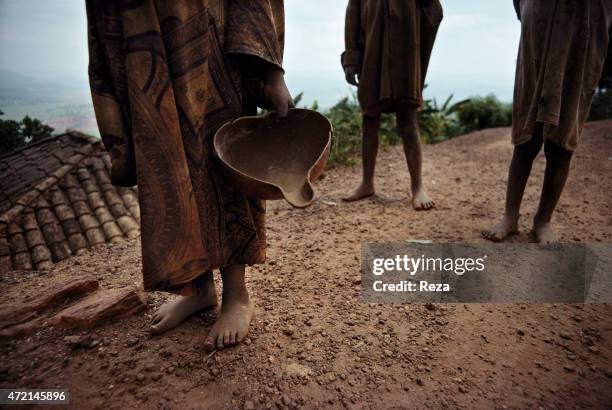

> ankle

[
  {"left": 503, "top": 211, "right": 520, "bottom": 223},
  {"left": 200, "top": 282, "right": 217, "bottom": 299},
  {"left": 222, "top": 288, "right": 250, "bottom": 306},
  {"left": 358, "top": 181, "right": 374, "bottom": 191},
  {"left": 533, "top": 215, "right": 551, "bottom": 227},
  {"left": 223, "top": 284, "right": 250, "bottom": 304},
  {"left": 194, "top": 272, "right": 216, "bottom": 297}
]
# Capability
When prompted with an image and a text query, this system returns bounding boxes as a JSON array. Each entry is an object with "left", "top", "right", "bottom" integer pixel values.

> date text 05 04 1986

[{"left": 0, "top": 389, "right": 69, "bottom": 404}]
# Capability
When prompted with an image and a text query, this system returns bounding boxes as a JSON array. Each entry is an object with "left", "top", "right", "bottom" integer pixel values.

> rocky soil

[{"left": 1, "top": 121, "right": 611, "bottom": 409}]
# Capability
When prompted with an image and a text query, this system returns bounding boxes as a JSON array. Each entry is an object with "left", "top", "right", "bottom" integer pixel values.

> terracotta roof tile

[{"left": 0, "top": 132, "right": 141, "bottom": 272}]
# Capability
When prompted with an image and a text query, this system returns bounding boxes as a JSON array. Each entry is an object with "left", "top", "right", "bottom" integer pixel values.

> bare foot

[
  {"left": 150, "top": 289, "right": 217, "bottom": 334},
  {"left": 531, "top": 221, "right": 557, "bottom": 244},
  {"left": 411, "top": 188, "right": 435, "bottom": 211},
  {"left": 483, "top": 215, "right": 519, "bottom": 242},
  {"left": 204, "top": 298, "right": 254, "bottom": 350},
  {"left": 342, "top": 184, "right": 375, "bottom": 202}
]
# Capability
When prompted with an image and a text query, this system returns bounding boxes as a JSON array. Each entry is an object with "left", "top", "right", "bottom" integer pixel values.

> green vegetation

[
  {"left": 453, "top": 95, "right": 513, "bottom": 134},
  {"left": 418, "top": 94, "right": 469, "bottom": 144},
  {"left": 0, "top": 110, "right": 54, "bottom": 155},
  {"left": 590, "top": 90, "right": 612, "bottom": 121},
  {"left": 589, "top": 63, "right": 612, "bottom": 121},
  {"left": 295, "top": 92, "right": 513, "bottom": 166}
]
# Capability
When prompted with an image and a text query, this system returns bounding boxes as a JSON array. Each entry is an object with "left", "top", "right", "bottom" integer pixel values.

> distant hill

[
  {"left": 0, "top": 70, "right": 91, "bottom": 105},
  {"left": 0, "top": 70, "right": 98, "bottom": 135}
]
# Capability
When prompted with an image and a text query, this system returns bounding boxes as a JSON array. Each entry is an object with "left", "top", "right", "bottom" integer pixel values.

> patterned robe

[
  {"left": 512, "top": 0, "right": 611, "bottom": 152},
  {"left": 86, "top": 0, "right": 285, "bottom": 294},
  {"left": 341, "top": 0, "right": 443, "bottom": 115}
]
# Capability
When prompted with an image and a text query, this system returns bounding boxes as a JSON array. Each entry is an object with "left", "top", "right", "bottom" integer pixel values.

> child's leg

[
  {"left": 343, "top": 114, "right": 381, "bottom": 201},
  {"left": 483, "top": 127, "right": 543, "bottom": 241},
  {"left": 396, "top": 106, "right": 434, "bottom": 210},
  {"left": 531, "top": 140, "right": 573, "bottom": 243},
  {"left": 150, "top": 271, "right": 218, "bottom": 334},
  {"left": 204, "top": 264, "right": 254, "bottom": 350}
]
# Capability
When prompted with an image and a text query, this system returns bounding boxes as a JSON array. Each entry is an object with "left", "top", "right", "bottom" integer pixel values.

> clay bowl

[{"left": 213, "top": 109, "right": 332, "bottom": 208}]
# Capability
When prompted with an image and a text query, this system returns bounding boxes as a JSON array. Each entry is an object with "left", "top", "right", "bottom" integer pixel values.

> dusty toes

[
  {"left": 491, "top": 233, "right": 504, "bottom": 242},
  {"left": 412, "top": 191, "right": 435, "bottom": 211},
  {"left": 149, "top": 308, "right": 184, "bottom": 334},
  {"left": 415, "top": 200, "right": 435, "bottom": 211},
  {"left": 413, "top": 203, "right": 429, "bottom": 211},
  {"left": 223, "top": 332, "right": 237, "bottom": 347},
  {"left": 217, "top": 333, "right": 225, "bottom": 350},
  {"left": 150, "top": 315, "right": 177, "bottom": 334},
  {"left": 149, "top": 320, "right": 164, "bottom": 334},
  {"left": 483, "top": 220, "right": 518, "bottom": 242},
  {"left": 482, "top": 230, "right": 501, "bottom": 242},
  {"left": 149, "top": 312, "right": 165, "bottom": 333},
  {"left": 531, "top": 228, "right": 558, "bottom": 245},
  {"left": 342, "top": 193, "right": 374, "bottom": 202},
  {"left": 342, "top": 187, "right": 375, "bottom": 202},
  {"left": 202, "top": 331, "right": 226, "bottom": 351},
  {"left": 203, "top": 301, "right": 254, "bottom": 351},
  {"left": 208, "top": 331, "right": 238, "bottom": 350}
]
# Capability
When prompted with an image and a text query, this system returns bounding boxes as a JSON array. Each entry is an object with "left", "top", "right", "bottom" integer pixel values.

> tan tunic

[
  {"left": 86, "top": 0, "right": 285, "bottom": 294},
  {"left": 342, "top": 0, "right": 443, "bottom": 115},
  {"left": 512, "top": 0, "right": 611, "bottom": 152}
]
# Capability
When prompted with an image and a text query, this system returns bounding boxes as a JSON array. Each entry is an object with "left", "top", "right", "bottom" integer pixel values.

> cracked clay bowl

[{"left": 213, "top": 108, "right": 332, "bottom": 208}]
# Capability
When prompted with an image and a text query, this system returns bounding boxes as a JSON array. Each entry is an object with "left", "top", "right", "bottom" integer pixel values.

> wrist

[{"left": 263, "top": 65, "right": 284, "bottom": 86}]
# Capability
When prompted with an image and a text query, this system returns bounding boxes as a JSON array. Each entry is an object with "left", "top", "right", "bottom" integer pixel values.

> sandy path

[{"left": 1, "top": 121, "right": 611, "bottom": 409}]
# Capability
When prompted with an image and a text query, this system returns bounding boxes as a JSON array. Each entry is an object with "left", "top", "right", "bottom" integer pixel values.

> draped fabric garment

[
  {"left": 86, "top": 0, "right": 285, "bottom": 294},
  {"left": 342, "top": 0, "right": 443, "bottom": 115},
  {"left": 512, "top": 0, "right": 611, "bottom": 152}
]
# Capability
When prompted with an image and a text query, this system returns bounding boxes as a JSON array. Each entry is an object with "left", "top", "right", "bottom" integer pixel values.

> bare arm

[{"left": 341, "top": 0, "right": 362, "bottom": 85}]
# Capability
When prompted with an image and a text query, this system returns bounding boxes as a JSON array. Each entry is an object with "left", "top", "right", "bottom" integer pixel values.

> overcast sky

[{"left": 0, "top": 0, "right": 521, "bottom": 107}]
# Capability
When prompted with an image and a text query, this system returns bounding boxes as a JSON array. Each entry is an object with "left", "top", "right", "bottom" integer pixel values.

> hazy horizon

[{"left": 0, "top": 0, "right": 521, "bottom": 134}]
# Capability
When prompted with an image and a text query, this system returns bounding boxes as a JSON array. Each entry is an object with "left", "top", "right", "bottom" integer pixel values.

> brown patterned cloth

[
  {"left": 86, "top": 0, "right": 285, "bottom": 295},
  {"left": 341, "top": 0, "right": 443, "bottom": 115},
  {"left": 512, "top": 0, "right": 611, "bottom": 152}
]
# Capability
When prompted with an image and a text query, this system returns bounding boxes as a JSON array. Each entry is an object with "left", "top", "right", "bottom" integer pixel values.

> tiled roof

[{"left": 0, "top": 132, "right": 140, "bottom": 272}]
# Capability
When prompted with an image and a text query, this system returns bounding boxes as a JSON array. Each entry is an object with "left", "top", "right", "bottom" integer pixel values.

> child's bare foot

[
  {"left": 150, "top": 283, "right": 217, "bottom": 334},
  {"left": 531, "top": 220, "right": 557, "bottom": 244},
  {"left": 204, "top": 298, "right": 254, "bottom": 350},
  {"left": 342, "top": 184, "right": 375, "bottom": 202},
  {"left": 483, "top": 215, "right": 519, "bottom": 242},
  {"left": 411, "top": 188, "right": 434, "bottom": 210}
]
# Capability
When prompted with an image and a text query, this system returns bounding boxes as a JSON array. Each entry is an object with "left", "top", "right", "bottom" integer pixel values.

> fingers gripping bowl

[{"left": 213, "top": 109, "right": 332, "bottom": 208}]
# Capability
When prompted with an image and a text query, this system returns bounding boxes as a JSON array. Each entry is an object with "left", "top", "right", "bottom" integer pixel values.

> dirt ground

[{"left": 1, "top": 121, "right": 612, "bottom": 409}]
